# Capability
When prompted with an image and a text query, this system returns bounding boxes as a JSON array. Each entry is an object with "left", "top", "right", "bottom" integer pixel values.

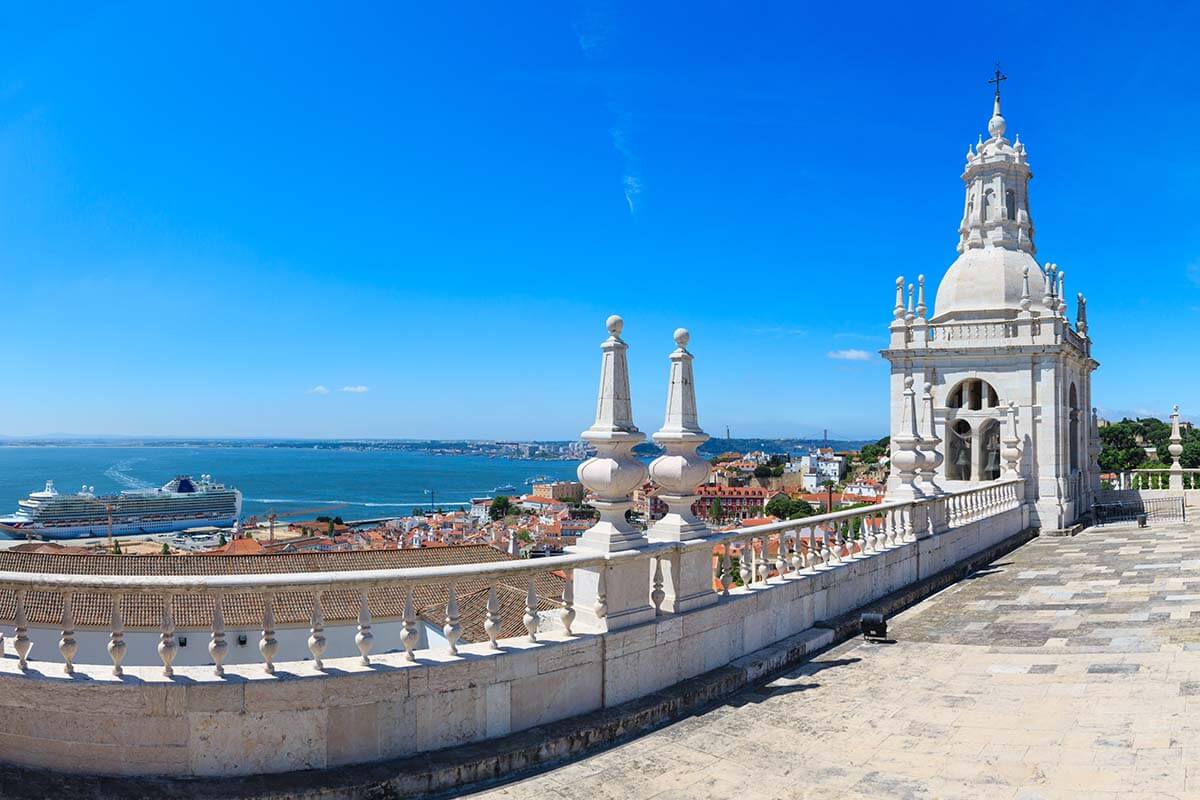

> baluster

[
  {"left": 524, "top": 575, "right": 539, "bottom": 641},
  {"left": 444, "top": 583, "right": 462, "bottom": 655},
  {"left": 651, "top": 557, "right": 665, "bottom": 614},
  {"left": 208, "top": 592, "right": 226, "bottom": 676},
  {"left": 355, "top": 589, "right": 374, "bottom": 665},
  {"left": 400, "top": 586, "right": 419, "bottom": 661},
  {"left": 903, "top": 507, "right": 914, "bottom": 541},
  {"left": 756, "top": 538, "right": 769, "bottom": 583},
  {"left": 791, "top": 532, "right": 803, "bottom": 574},
  {"left": 159, "top": 594, "right": 178, "bottom": 677},
  {"left": 806, "top": 527, "right": 818, "bottom": 567},
  {"left": 14, "top": 589, "right": 31, "bottom": 670},
  {"left": 562, "top": 570, "right": 576, "bottom": 635},
  {"left": 594, "top": 565, "right": 608, "bottom": 620},
  {"left": 775, "top": 534, "right": 787, "bottom": 579},
  {"left": 259, "top": 592, "right": 277, "bottom": 674},
  {"left": 739, "top": 542, "right": 752, "bottom": 586},
  {"left": 721, "top": 545, "right": 733, "bottom": 595},
  {"left": 58, "top": 592, "right": 77, "bottom": 675},
  {"left": 484, "top": 583, "right": 502, "bottom": 648},
  {"left": 308, "top": 590, "right": 327, "bottom": 670}
]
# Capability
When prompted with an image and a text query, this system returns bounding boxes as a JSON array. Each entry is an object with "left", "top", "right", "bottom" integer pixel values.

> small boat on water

[{"left": 491, "top": 484, "right": 518, "bottom": 495}]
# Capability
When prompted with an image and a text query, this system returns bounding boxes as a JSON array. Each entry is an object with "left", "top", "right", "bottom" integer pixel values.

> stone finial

[
  {"left": 889, "top": 375, "right": 925, "bottom": 500},
  {"left": 918, "top": 381, "right": 943, "bottom": 495},
  {"left": 988, "top": 92, "right": 1006, "bottom": 139},
  {"left": 1169, "top": 405, "right": 1184, "bottom": 490},
  {"left": 1057, "top": 271, "right": 1067, "bottom": 317},
  {"left": 1020, "top": 266, "right": 1032, "bottom": 314},
  {"left": 649, "top": 329, "right": 711, "bottom": 542},
  {"left": 906, "top": 283, "right": 915, "bottom": 323},
  {"left": 893, "top": 276, "right": 905, "bottom": 320},
  {"left": 1041, "top": 263, "right": 1056, "bottom": 310},
  {"left": 1170, "top": 406, "right": 1184, "bottom": 464},
  {"left": 577, "top": 316, "right": 648, "bottom": 551},
  {"left": 584, "top": 315, "right": 638, "bottom": 438},
  {"left": 1002, "top": 402, "right": 1023, "bottom": 477},
  {"left": 1076, "top": 293, "right": 1088, "bottom": 336},
  {"left": 916, "top": 275, "right": 927, "bottom": 320}
]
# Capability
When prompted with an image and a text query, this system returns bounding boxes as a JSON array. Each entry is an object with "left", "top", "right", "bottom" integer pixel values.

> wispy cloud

[
  {"left": 306, "top": 385, "right": 329, "bottom": 395},
  {"left": 340, "top": 385, "right": 370, "bottom": 394},
  {"left": 827, "top": 349, "right": 873, "bottom": 361},
  {"left": 1188, "top": 260, "right": 1200, "bottom": 287},
  {"left": 578, "top": 9, "right": 641, "bottom": 215}
]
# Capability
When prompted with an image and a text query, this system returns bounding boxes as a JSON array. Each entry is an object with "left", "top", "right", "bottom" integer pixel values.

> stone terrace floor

[{"left": 467, "top": 519, "right": 1200, "bottom": 800}]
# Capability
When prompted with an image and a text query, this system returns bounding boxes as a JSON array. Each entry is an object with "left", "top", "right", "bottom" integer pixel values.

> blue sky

[{"left": 1, "top": 2, "right": 1197, "bottom": 440}]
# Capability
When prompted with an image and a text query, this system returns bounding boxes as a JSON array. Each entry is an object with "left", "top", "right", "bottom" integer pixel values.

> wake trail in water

[
  {"left": 103, "top": 460, "right": 154, "bottom": 490},
  {"left": 247, "top": 497, "right": 481, "bottom": 508}
]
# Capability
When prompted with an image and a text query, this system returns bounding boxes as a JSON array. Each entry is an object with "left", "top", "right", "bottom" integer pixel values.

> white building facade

[{"left": 882, "top": 83, "right": 1100, "bottom": 530}]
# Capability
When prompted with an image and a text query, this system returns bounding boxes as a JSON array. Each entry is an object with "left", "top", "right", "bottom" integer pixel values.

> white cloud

[
  {"left": 340, "top": 385, "right": 370, "bottom": 394},
  {"left": 306, "top": 385, "right": 329, "bottom": 395},
  {"left": 827, "top": 349, "right": 873, "bottom": 361},
  {"left": 623, "top": 174, "right": 641, "bottom": 214}
]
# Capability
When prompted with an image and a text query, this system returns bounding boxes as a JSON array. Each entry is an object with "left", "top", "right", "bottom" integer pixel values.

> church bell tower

[{"left": 881, "top": 71, "right": 1100, "bottom": 531}]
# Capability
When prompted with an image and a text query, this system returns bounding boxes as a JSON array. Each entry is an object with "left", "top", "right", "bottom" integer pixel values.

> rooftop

[{"left": 471, "top": 519, "right": 1200, "bottom": 799}]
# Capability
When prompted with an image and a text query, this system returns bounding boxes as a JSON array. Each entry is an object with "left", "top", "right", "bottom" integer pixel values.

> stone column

[
  {"left": 1002, "top": 402, "right": 1023, "bottom": 477},
  {"left": 1088, "top": 407, "right": 1102, "bottom": 499},
  {"left": 570, "top": 315, "right": 654, "bottom": 631},
  {"left": 969, "top": 424, "right": 984, "bottom": 482},
  {"left": 648, "top": 329, "right": 718, "bottom": 613},
  {"left": 1169, "top": 406, "right": 1184, "bottom": 491}
]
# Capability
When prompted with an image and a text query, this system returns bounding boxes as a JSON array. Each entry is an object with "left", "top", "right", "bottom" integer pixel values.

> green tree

[
  {"left": 112, "top": 540, "right": 122, "bottom": 555},
  {"left": 411, "top": 507, "right": 425, "bottom": 517},
  {"left": 753, "top": 464, "right": 773, "bottom": 479},
  {"left": 770, "top": 464, "right": 785, "bottom": 477},
  {"left": 217, "top": 533, "right": 226, "bottom": 547},
  {"left": 788, "top": 499, "right": 817, "bottom": 519},
  {"left": 327, "top": 519, "right": 336, "bottom": 536},
  {"left": 1098, "top": 420, "right": 1148, "bottom": 472},
  {"left": 765, "top": 495, "right": 793, "bottom": 519},
  {"left": 859, "top": 436, "right": 890, "bottom": 465},
  {"left": 709, "top": 497, "right": 725, "bottom": 523},
  {"left": 160, "top": 541, "right": 171, "bottom": 555},
  {"left": 489, "top": 495, "right": 513, "bottom": 521}
]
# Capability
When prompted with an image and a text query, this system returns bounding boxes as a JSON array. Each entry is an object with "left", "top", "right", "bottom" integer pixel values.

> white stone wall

[{"left": 0, "top": 508, "right": 1027, "bottom": 778}]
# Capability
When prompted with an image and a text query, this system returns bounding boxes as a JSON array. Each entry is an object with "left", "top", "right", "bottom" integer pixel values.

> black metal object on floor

[{"left": 861, "top": 612, "right": 887, "bottom": 641}]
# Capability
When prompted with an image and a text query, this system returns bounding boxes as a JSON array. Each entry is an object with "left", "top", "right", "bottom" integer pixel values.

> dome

[{"left": 932, "top": 247, "right": 1048, "bottom": 321}]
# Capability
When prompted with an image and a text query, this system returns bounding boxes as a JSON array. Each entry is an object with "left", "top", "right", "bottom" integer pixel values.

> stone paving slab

[{"left": 466, "top": 521, "right": 1200, "bottom": 799}]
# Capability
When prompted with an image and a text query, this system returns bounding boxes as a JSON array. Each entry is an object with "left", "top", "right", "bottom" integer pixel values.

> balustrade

[{"left": 0, "top": 478, "right": 1025, "bottom": 677}]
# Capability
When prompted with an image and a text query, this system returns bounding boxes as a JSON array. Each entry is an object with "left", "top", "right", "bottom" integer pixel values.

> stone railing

[
  {"left": 928, "top": 320, "right": 1020, "bottom": 343},
  {"left": 0, "top": 318, "right": 1032, "bottom": 780},
  {"left": 0, "top": 478, "right": 1028, "bottom": 778},
  {"left": 1111, "top": 469, "right": 1200, "bottom": 491},
  {"left": 0, "top": 480, "right": 1024, "bottom": 679}
]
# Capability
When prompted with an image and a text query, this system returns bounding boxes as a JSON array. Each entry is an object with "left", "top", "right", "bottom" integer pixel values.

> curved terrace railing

[{"left": 0, "top": 479, "right": 1024, "bottom": 677}]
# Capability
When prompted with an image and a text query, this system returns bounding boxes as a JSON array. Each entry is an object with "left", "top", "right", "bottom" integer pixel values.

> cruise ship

[{"left": 0, "top": 475, "right": 242, "bottom": 540}]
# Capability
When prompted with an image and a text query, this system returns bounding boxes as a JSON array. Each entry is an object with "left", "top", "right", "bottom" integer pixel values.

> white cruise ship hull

[{"left": 0, "top": 515, "right": 239, "bottom": 540}]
